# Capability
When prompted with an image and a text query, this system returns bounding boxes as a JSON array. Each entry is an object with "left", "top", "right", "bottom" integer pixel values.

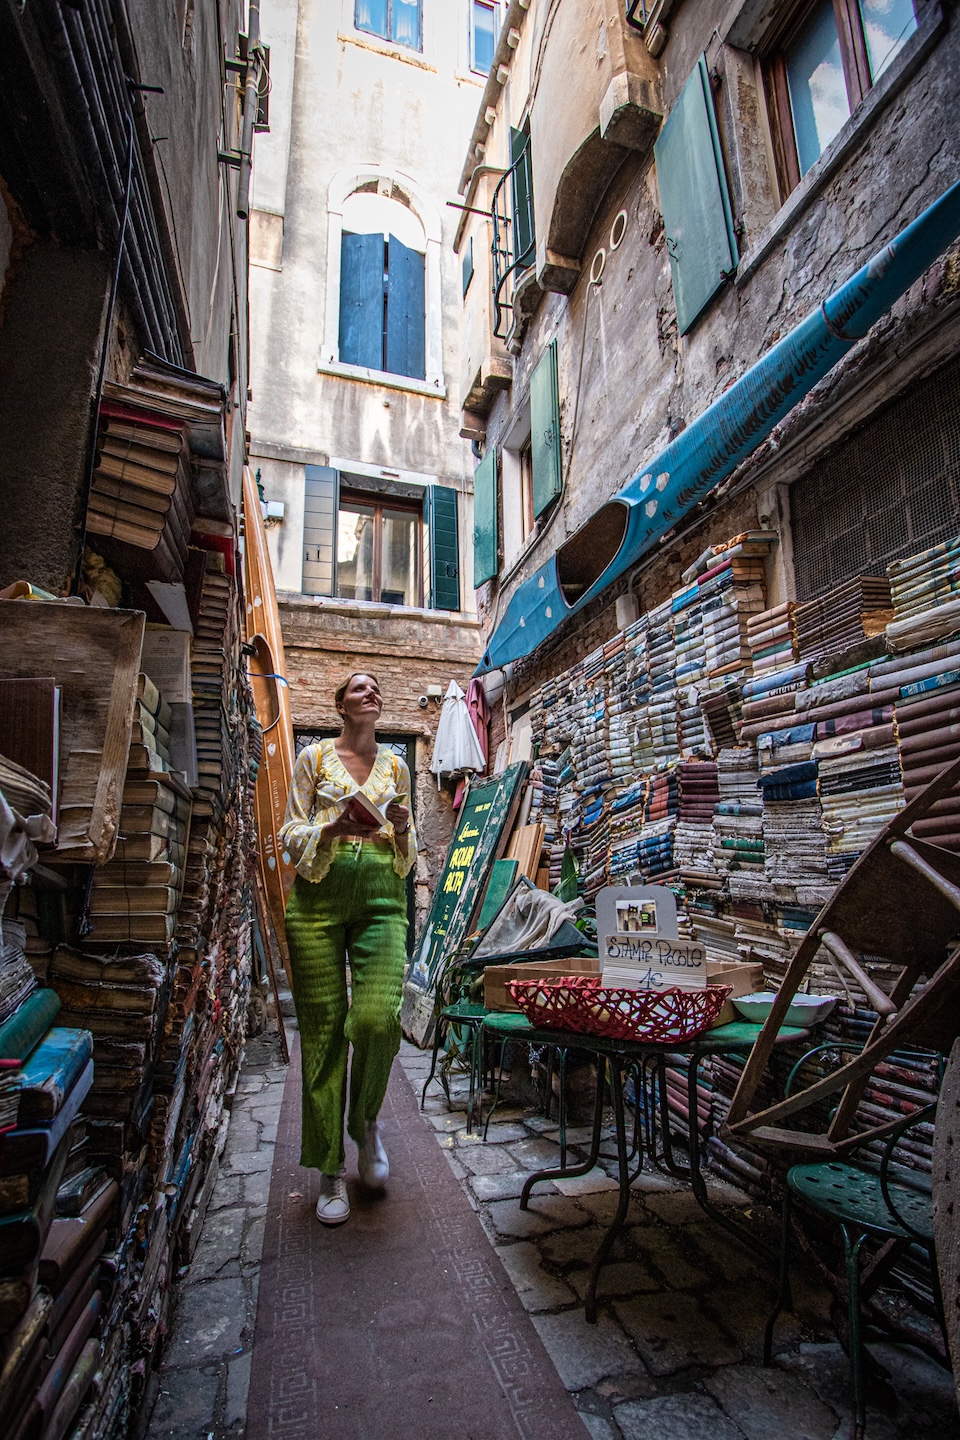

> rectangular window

[
  {"left": 766, "top": 0, "right": 917, "bottom": 193},
  {"left": 473, "top": 446, "right": 498, "bottom": 587},
  {"left": 303, "top": 471, "right": 460, "bottom": 610},
  {"left": 339, "top": 232, "right": 425, "bottom": 380},
  {"left": 462, "top": 236, "right": 474, "bottom": 298},
  {"left": 355, "top": 0, "right": 422, "bottom": 51},
  {"left": 336, "top": 489, "right": 421, "bottom": 605},
  {"left": 471, "top": 1, "right": 501, "bottom": 74},
  {"left": 519, "top": 440, "right": 534, "bottom": 543}
]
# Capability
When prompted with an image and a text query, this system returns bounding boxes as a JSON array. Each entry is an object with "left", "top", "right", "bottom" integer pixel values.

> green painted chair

[{"left": 765, "top": 1049, "right": 943, "bottom": 1440}]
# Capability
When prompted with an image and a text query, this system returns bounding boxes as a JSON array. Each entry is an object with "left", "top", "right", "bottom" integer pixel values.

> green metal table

[{"left": 480, "top": 1012, "right": 811, "bottom": 1322}]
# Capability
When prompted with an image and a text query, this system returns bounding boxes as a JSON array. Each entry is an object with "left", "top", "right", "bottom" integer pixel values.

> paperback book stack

[
  {"left": 792, "top": 576, "right": 893, "bottom": 663},
  {"left": 86, "top": 399, "right": 194, "bottom": 584},
  {"left": 190, "top": 549, "right": 237, "bottom": 821},
  {"left": 674, "top": 761, "right": 720, "bottom": 892},
  {"left": 890, "top": 638, "right": 960, "bottom": 850},
  {"left": 713, "top": 749, "right": 764, "bottom": 899},
  {"left": 607, "top": 782, "right": 649, "bottom": 882},
  {"left": 746, "top": 601, "right": 797, "bottom": 678},
  {"left": 0, "top": 920, "right": 37, "bottom": 1026},
  {"left": 85, "top": 673, "right": 189, "bottom": 950},
  {"left": 887, "top": 534, "right": 960, "bottom": 619}
]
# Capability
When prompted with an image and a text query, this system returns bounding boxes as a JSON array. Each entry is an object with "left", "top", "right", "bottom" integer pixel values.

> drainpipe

[{"left": 237, "top": 1, "right": 261, "bottom": 220}]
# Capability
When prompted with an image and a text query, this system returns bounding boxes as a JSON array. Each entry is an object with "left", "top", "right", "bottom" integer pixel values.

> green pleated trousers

[{"left": 284, "top": 842, "right": 407, "bottom": 1175}]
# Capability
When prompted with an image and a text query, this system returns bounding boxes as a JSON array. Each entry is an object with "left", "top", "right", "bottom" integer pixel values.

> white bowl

[{"left": 732, "top": 992, "right": 839, "bottom": 1028}]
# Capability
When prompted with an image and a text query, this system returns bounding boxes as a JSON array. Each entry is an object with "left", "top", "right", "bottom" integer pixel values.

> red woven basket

[{"left": 505, "top": 977, "right": 733, "bottom": 1044}]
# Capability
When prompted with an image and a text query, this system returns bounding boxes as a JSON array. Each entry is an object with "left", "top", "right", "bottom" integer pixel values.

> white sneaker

[
  {"left": 316, "top": 1170, "right": 350, "bottom": 1225},
  {"left": 357, "top": 1122, "right": 389, "bottom": 1189}
]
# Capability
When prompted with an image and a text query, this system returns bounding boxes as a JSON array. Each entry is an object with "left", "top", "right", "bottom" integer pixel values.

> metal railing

[{"left": 491, "top": 135, "right": 536, "bottom": 339}]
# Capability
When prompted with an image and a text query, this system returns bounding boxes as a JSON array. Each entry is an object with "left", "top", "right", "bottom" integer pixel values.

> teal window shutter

[
  {"left": 339, "top": 232, "right": 385, "bottom": 368},
  {"left": 510, "top": 127, "right": 535, "bottom": 269},
  {"left": 473, "top": 446, "right": 498, "bottom": 587},
  {"left": 385, "top": 235, "right": 425, "bottom": 381},
  {"left": 302, "top": 465, "right": 339, "bottom": 596},
  {"left": 530, "top": 340, "right": 561, "bottom": 518},
  {"left": 653, "top": 56, "right": 737, "bottom": 335},
  {"left": 428, "top": 486, "right": 460, "bottom": 611}
]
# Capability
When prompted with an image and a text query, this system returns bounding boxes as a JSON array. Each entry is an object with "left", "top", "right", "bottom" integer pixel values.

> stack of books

[
  {"left": 792, "top": 576, "right": 892, "bottom": 662},
  {"left": 0, "top": 922, "right": 37, "bottom": 1025},
  {"left": 190, "top": 549, "right": 236, "bottom": 822},
  {"left": 86, "top": 401, "right": 195, "bottom": 582},
  {"left": 85, "top": 674, "right": 189, "bottom": 948}
]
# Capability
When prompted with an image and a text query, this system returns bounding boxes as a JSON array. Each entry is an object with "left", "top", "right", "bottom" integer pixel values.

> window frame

[
  {"left": 469, "top": 0, "right": 503, "bottom": 75},
  {"left": 354, "top": 0, "right": 423, "bottom": 53},
  {"left": 764, "top": 0, "right": 915, "bottom": 196},
  {"left": 336, "top": 485, "right": 424, "bottom": 607}
]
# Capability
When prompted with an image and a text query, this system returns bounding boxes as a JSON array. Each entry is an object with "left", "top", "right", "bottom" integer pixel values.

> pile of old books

[
  {"left": 0, "top": 985, "right": 118, "bottom": 1440},
  {"left": 86, "top": 401, "right": 195, "bottom": 583},
  {"left": 85, "top": 674, "right": 189, "bottom": 949},
  {"left": 792, "top": 576, "right": 893, "bottom": 662}
]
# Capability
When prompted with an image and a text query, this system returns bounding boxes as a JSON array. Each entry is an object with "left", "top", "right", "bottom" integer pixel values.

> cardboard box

[
  {"left": 483, "top": 955, "right": 601, "bottom": 1012},
  {"left": 706, "top": 961, "right": 765, "bottom": 1028}
]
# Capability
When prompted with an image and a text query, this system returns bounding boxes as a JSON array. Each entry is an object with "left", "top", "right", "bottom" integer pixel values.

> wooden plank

[
  {"left": 0, "top": 603, "right": 144, "bottom": 864},
  {"left": 506, "top": 822, "right": 545, "bottom": 880}
]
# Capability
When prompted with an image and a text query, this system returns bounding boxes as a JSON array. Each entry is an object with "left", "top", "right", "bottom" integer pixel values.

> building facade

[
  {"left": 249, "top": 0, "right": 493, "bottom": 913},
  {"left": 457, "top": 0, "right": 959, "bottom": 755}
]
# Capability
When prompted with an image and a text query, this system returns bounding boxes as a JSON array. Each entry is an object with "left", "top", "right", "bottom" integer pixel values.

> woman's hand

[
  {"left": 385, "top": 800, "right": 410, "bottom": 834},
  {"left": 320, "top": 807, "right": 381, "bottom": 843}
]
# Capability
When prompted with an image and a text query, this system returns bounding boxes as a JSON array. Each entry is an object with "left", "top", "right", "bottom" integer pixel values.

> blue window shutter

[
  {"left": 530, "top": 340, "right": 561, "bottom": 517},
  {"left": 510, "top": 127, "right": 535, "bottom": 268},
  {"left": 428, "top": 486, "right": 460, "bottom": 611},
  {"left": 302, "top": 465, "right": 339, "bottom": 597},
  {"left": 339, "top": 232, "right": 384, "bottom": 369},
  {"left": 653, "top": 56, "right": 737, "bottom": 335},
  {"left": 473, "top": 446, "right": 498, "bottom": 587},
  {"left": 385, "top": 235, "right": 426, "bottom": 380}
]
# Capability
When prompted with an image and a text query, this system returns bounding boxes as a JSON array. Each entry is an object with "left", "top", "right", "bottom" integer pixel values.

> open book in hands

[{"left": 339, "top": 787, "right": 403, "bottom": 831}]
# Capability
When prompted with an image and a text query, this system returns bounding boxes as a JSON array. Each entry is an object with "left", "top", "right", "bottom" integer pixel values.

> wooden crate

[
  {"left": 483, "top": 954, "right": 601, "bottom": 1012},
  {"left": 706, "top": 961, "right": 765, "bottom": 1028}
]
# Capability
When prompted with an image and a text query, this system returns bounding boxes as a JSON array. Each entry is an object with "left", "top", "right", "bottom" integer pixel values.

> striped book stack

[
  {"left": 747, "top": 602, "right": 797, "bottom": 677},
  {"left": 887, "top": 534, "right": 960, "bottom": 619},
  {"left": 86, "top": 402, "right": 194, "bottom": 582}
]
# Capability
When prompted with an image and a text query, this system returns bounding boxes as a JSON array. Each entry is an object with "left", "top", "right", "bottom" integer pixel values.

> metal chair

[{"left": 765, "top": 1094, "right": 943, "bottom": 1440}]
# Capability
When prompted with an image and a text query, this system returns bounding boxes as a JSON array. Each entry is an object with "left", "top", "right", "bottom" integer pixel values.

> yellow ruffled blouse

[{"left": 279, "top": 739, "right": 417, "bottom": 884}]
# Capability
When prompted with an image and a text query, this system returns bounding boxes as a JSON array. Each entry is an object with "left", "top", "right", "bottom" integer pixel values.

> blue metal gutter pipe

[{"left": 476, "top": 179, "right": 960, "bottom": 676}]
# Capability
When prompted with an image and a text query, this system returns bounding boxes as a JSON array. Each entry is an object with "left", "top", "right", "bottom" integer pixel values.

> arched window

[
  {"left": 338, "top": 190, "right": 425, "bottom": 381},
  {"left": 320, "top": 165, "right": 445, "bottom": 395}
]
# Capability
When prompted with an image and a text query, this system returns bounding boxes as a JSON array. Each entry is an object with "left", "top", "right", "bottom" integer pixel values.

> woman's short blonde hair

[{"left": 334, "top": 672, "right": 381, "bottom": 710}]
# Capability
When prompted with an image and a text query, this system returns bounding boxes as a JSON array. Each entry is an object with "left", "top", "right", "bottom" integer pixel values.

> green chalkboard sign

[{"left": 408, "top": 763, "right": 527, "bottom": 994}]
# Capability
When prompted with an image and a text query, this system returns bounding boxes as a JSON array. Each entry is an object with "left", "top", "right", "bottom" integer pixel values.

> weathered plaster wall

[{"left": 475, "top": 5, "right": 960, "bottom": 670}]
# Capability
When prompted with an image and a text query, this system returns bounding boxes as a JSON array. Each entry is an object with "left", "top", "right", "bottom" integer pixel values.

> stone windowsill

[
  {"left": 735, "top": 2, "right": 945, "bottom": 287},
  {"left": 277, "top": 591, "right": 482, "bottom": 628},
  {"left": 317, "top": 358, "right": 447, "bottom": 399},
  {"left": 337, "top": 30, "right": 437, "bottom": 73}
]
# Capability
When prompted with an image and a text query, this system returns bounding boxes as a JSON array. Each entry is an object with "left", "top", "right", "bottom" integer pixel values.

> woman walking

[{"left": 279, "top": 672, "right": 416, "bottom": 1225}]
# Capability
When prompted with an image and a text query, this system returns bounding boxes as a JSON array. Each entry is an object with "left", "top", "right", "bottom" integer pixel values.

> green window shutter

[
  {"left": 472, "top": 446, "right": 498, "bottom": 588},
  {"left": 510, "top": 127, "right": 535, "bottom": 268},
  {"left": 385, "top": 234, "right": 425, "bottom": 381},
  {"left": 302, "top": 465, "right": 338, "bottom": 596},
  {"left": 428, "top": 485, "right": 460, "bottom": 611},
  {"left": 530, "top": 340, "right": 561, "bottom": 518},
  {"left": 653, "top": 55, "right": 737, "bottom": 335},
  {"left": 339, "top": 232, "right": 385, "bottom": 369}
]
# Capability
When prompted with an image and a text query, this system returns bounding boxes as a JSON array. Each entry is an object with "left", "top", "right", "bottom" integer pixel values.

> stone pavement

[
  {"left": 146, "top": 1029, "right": 959, "bottom": 1440},
  {"left": 145, "top": 1032, "right": 286, "bottom": 1440}
]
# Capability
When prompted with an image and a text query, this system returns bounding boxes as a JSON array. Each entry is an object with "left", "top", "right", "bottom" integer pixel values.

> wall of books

[
  {"left": 0, "top": 358, "right": 258, "bottom": 1440},
  {"left": 515, "top": 526, "right": 956, "bottom": 1213}
]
